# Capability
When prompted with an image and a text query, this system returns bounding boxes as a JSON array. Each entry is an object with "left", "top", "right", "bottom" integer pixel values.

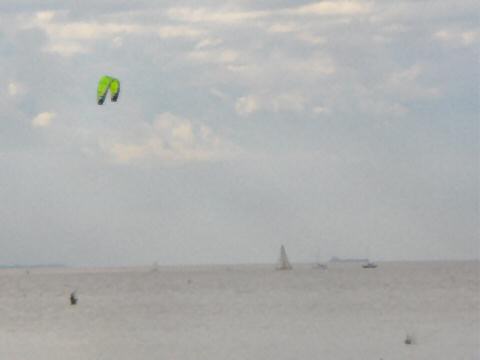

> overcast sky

[{"left": 0, "top": 0, "right": 478, "bottom": 266}]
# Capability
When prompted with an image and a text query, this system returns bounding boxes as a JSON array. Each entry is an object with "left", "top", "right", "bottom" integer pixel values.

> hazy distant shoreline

[
  {"left": 2, "top": 259, "right": 477, "bottom": 272},
  {"left": 0, "top": 264, "right": 67, "bottom": 269}
]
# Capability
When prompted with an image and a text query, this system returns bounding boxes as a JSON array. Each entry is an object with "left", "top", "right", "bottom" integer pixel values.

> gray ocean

[{"left": 0, "top": 261, "right": 478, "bottom": 359}]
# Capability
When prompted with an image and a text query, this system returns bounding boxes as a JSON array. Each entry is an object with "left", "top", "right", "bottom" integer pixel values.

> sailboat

[
  {"left": 362, "top": 261, "right": 378, "bottom": 269},
  {"left": 276, "top": 245, "right": 292, "bottom": 270}
]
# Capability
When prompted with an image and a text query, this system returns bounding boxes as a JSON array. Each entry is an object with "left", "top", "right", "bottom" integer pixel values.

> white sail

[{"left": 276, "top": 245, "right": 292, "bottom": 270}]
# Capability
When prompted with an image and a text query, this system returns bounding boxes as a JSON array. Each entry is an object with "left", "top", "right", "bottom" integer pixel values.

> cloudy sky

[{"left": 0, "top": 0, "right": 478, "bottom": 266}]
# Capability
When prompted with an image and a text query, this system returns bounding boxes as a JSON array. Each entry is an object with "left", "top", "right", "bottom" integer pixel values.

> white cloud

[
  {"left": 35, "top": 11, "right": 55, "bottom": 23},
  {"left": 358, "top": 98, "right": 409, "bottom": 117},
  {"left": 268, "top": 23, "right": 297, "bottom": 34},
  {"left": 389, "top": 64, "right": 422, "bottom": 84},
  {"left": 313, "top": 106, "right": 331, "bottom": 115},
  {"left": 461, "top": 31, "right": 478, "bottom": 45},
  {"left": 167, "top": 7, "right": 268, "bottom": 23},
  {"left": 372, "top": 34, "right": 392, "bottom": 44},
  {"left": 157, "top": 26, "right": 204, "bottom": 39},
  {"left": 382, "top": 24, "right": 409, "bottom": 34},
  {"left": 31, "top": 12, "right": 142, "bottom": 40},
  {"left": 8, "top": 83, "right": 18, "bottom": 96},
  {"left": 45, "top": 42, "right": 90, "bottom": 56},
  {"left": 434, "top": 30, "right": 452, "bottom": 41},
  {"left": 228, "top": 52, "right": 334, "bottom": 87},
  {"left": 236, "top": 92, "right": 309, "bottom": 116},
  {"left": 32, "top": 112, "right": 56, "bottom": 128},
  {"left": 292, "top": 1, "right": 372, "bottom": 16},
  {"left": 267, "top": 23, "right": 326, "bottom": 45},
  {"left": 272, "top": 92, "right": 307, "bottom": 112},
  {"left": 28, "top": 11, "right": 204, "bottom": 56},
  {"left": 434, "top": 28, "right": 479, "bottom": 47},
  {"left": 191, "top": 36, "right": 250, "bottom": 69},
  {"left": 27, "top": 11, "right": 139, "bottom": 56},
  {"left": 296, "top": 32, "right": 326, "bottom": 45},
  {"left": 210, "top": 88, "right": 229, "bottom": 100},
  {"left": 386, "top": 64, "right": 441, "bottom": 100},
  {"left": 292, "top": 53, "right": 336, "bottom": 76},
  {"left": 167, "top": 1, "right": 371, "bottom": 28},
  {"left": 112, "top": 36, "right": 123, "bottom": 48},
  {"left": 235, "top": 96, "right": 260, "bottom": 116},
  {"left": 188, "top": 48, "right": 242, "bottom": 68},
  {"left": 195, "top": 37, "right": 223, "bottom": 49},
  {"left": 101, "top": 113, "right": 239, "bottom": 164},
  {"left": 7, "top": 82, "right": 26, "bottom": 96}
]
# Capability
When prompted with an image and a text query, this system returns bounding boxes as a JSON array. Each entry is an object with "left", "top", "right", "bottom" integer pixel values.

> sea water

[{"left": 0, "top": 261, "right": 478, "bottom": 359}]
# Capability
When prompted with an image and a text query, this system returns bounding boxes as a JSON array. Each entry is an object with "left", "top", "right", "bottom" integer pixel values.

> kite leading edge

[{"left": 97, "top": 75, "right": 120, "bottom": 105}]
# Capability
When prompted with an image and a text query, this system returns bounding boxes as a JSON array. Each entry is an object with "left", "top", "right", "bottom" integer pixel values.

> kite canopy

[{"left": 97, "top": 75, "right": 120, "bottom": 105}]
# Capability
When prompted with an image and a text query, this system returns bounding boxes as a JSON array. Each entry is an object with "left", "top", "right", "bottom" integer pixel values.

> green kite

[{"left": 97, "top": 75, "right": 120, "bottom": 105}]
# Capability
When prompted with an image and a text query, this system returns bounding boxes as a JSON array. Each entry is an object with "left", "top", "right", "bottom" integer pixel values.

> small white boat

[{"left": 362, "top": 262, "right": 378, "bottom": 269}]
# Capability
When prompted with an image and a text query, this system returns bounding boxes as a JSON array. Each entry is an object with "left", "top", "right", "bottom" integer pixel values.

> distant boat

[
  {"left": 276, "top": 245, "right": 292, "bottom": 270},
  {"left": 362, "top": 261, "right": 378, "bottom": 269},
  {"left": 362, "top": 245, "right": 377, "bottom": 268},
  {"left": 313, "top": 262, "right": 328, "bottom": 270}
]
